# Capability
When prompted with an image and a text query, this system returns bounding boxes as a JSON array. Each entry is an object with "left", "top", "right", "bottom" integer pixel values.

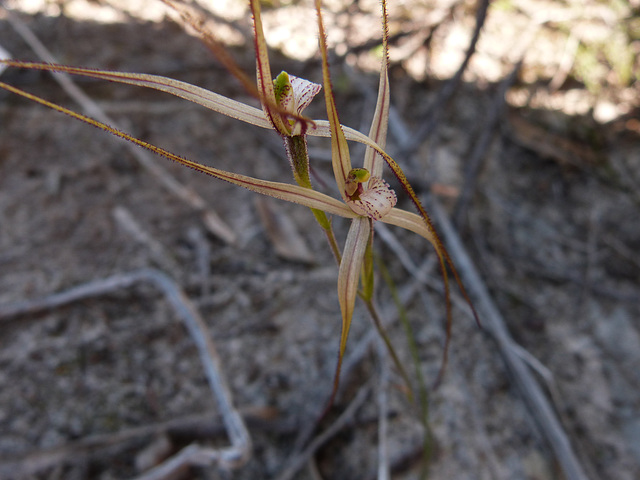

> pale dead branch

[
  {"left": 0, "top": 268, "right": 252, "bottom": 476},
  {"left": 425, "top": 197, "right": 590, "bottom": 480},
  {"left": 113, "top": 205, "right": 182, "bottom": 277}
]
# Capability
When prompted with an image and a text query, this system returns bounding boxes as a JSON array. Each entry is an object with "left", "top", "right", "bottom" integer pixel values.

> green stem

[
  {"left": 284, "top": 134, "right": 334, "bottom": 232},
  {"left": 285, "top": 135, "right": 312, "bottom": 188}
]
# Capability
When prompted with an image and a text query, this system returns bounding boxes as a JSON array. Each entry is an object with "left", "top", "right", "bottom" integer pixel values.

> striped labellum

[{"left": 347, "top": 177, "right": 397, "bottom": 220}]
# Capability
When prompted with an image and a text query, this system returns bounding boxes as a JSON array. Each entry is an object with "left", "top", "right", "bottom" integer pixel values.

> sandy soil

[{"left": 0, "top": 0, "right": 639, "bottom": 479}]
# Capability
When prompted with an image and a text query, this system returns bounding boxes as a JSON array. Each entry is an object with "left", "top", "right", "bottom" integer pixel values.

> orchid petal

[
  {"left": 249, "top": 0, "right": 290, "bottom": 135},
  {"left": 290, "top": 74, "right": 322, "bottom": 115},
  {"left": 347, "top": 177, "right": 397, "bottom": 220},
  {"left": 315, "top": 0, "right": 352, "bottom": 200},
  {"left": 363, "top": 0, "right": 390, "bottom": 179},
  {"left": 337, "top": 217, "right": 370, "bottom": 360}
]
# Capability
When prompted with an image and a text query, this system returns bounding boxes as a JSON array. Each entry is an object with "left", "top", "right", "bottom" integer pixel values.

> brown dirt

[{"left": 0, "top": 0, "right": 639, "bottom": 479}]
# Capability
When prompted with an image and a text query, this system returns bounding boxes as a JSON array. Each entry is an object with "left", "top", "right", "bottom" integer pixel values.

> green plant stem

[
  {"left": 286, "top": 135, "right": 312, "bottom": 188},
  {"left": 284, "top": 133, "right": 343, "bottom": 259}
]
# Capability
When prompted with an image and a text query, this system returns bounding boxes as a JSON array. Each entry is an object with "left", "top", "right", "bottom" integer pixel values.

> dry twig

[
  {"left": 425, "top": 197, "right": 590, "bottom": 480},
  {"left": 0, "top": 408, "right": 287, "bottom": 478},
  {"left": 276, "top": 381, "right": 373, "bottom": 480},
  {"left": 403, "top": 0, "right": 491, "bottom": 153},
  {"left": 453, "top": 61, "right": 522, "bottom": 227},
  {"left": 113, "top": 206, "right": 183, "bottom": 277},
  {"left": 186, "top": 226, "right": 213, "bottom": 298},
  {"left": 0, "top": 269, "right": 251, "bottom": 477}
]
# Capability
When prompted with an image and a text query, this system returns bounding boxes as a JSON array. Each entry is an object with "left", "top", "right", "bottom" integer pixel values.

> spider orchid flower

[
  {"left": 0, "top": 0, "right": 477, "bottom": 393},
  {"left": 271, "top": 71, "right": 325, "bottom": 193}
]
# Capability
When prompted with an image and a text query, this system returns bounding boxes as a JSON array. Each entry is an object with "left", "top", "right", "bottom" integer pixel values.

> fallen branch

[
  {"left": 0, "top": 408, "right": 286, "bottom": 478},
  {"left": 425, "top": 197, "right": 590, "bottom": 480},
  {"left": 0, "top": 268, "right": 252, "bottom": 476}
]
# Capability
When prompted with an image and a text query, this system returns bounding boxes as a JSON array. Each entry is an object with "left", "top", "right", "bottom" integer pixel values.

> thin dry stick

[
  {"left": 0, "top": 269, "right": 252, "bottom": 475},
  {"left": 376, "top": 221, "right": 473, "bottom": 319},
  {"left": 548, "top": 33, "right": 579, "bottom": 92},
  {"left": 186, "top": 226, "right": 213, "bottom": 298},
  {"left": 0, "top": 408, "right": 287, "bottom": 478},
  {"left": 113, "top": 205, "right": 183, "bottom": 277},
  {"left": 375, "top": 337, "right": 391, "bottom": 480},
  {"left": 426, "top": 198, "right": 590, "bottom": 480},
  {"left": 402, "top": 0, "right": 491, "bottom": 154},
  {"left": 4, "top": 9, "right": 236, "bottom": 244},
  {"left": 374, "top": 222, "right": 435, "bottom": 282},
  {"left": 452, "top": 61, "right": 522, "bottom": 227}
]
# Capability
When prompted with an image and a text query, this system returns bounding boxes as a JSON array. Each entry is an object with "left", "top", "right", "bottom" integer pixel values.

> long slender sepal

[
  {"left": 363, "top": 0, "right": 390, "bottom": 179},
  {"left": 337, "top": 217, "right": 370, "bottom": 357},
  {"left": 324, "top": 217, "right": 371, "bottom": 412},
  {"left": 315, "top": 0, "right": 352, "bottom": 200},
  {"left": 0, "top": 81, "right": 357, "bottom": 219},
  {"left": 332, "top": 216, "right": 371, "bottom": 398},
  {"left": 250, "top": 0, "right": 289, "bottom": 135},
  {"left": 0, "top": 60, "right": 272, "bottom": 128}
]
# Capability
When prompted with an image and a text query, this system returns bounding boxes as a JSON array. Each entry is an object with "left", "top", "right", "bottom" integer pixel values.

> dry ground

[{"left": 0, "top": 0, "right": 639, "bottom": 479}]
